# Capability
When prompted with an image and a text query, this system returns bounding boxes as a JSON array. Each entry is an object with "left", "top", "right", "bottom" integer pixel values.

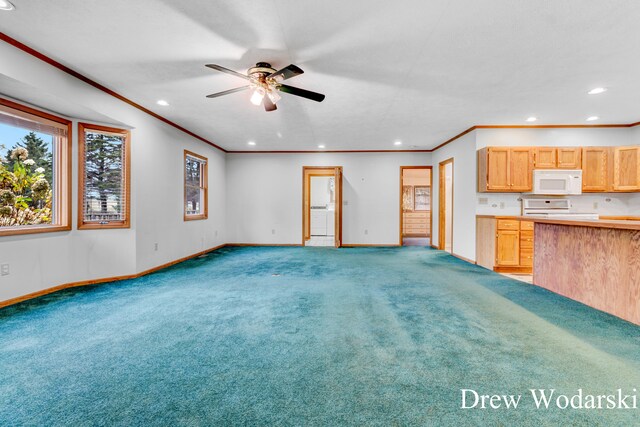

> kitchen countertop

[{"left": 514, "top": 216, "right": 640, "bottom": 231}]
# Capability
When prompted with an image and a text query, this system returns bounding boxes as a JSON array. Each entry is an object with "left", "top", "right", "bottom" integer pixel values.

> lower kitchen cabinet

[{"left": 476, "top": 217, "right": 534, "bottom": 274}]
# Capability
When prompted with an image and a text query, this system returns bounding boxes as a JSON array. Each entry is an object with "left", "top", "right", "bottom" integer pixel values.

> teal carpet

[{"left": 1, "top": 247, "right": 640, "bottom": 426}]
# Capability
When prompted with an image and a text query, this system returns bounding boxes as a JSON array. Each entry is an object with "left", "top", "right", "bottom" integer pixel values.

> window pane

[
  {"left": 83, "top": 131, "right": 125, "bottom": 222},
  {"left": 185, "top": 185, "right": 202, "bottom": 215},
  {"left": 0, "top": 119, "right": 55, "bottom": 228},
  {"left": 185, "top": 156, "right": 201, "bottom": 186}
]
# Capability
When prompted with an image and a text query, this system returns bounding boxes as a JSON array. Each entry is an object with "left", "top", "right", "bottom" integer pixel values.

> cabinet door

[
  {"left": 582, "top": 147, "right": 609, "bottom": 192},
  {"left": 534, "top": 147, "right": 557, "bottom": 169},
  {"left": 510, "top": 148, "right": 533, "bottom": 191},
  {"left": 486, "top": 148, "right": 510, "bottom": 191},
  {"left": 557, "top": 148, "right": 582, "bottom": 169},
  {"left": 496, "top": 230, "right": 520, "bottom": 266},
  {"left": 613, "top": 146, "right": 640, "bottom": 191}
]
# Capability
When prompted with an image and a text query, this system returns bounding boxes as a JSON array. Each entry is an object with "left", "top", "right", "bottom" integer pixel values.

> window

[
  {"left": 78, "top": 123, "right": 130, "bottom": 229},
  {"left": 184, "top": 150, "right": 208, "bottom": 220},
  {"left": 0, "top": 98, "right": 71, "bottom": 237}
]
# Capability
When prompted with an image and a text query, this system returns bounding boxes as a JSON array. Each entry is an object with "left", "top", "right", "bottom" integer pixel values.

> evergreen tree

[{"left": 84, "top": 132, "right": 124, "bottom": 216}]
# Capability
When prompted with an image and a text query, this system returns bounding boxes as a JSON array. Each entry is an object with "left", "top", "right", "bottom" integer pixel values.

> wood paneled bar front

[{"left": 524, "top": 217, "right": 640, "bottom": 325}]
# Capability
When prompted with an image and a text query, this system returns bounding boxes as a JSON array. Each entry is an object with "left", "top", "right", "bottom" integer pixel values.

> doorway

[
  {"left": 438, "top": 159, "right": 453, "bottom": 253},
  {"left": 302, "top": 166, "right": 343, "bottom": 247},
  {"left": 399, "top": 166, "right": 432, "bottom": 246}
]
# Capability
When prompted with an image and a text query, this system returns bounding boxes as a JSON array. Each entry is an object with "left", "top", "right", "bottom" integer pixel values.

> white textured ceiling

[{"left": 1, "top": 0, "right": 639, "bottom": 151}]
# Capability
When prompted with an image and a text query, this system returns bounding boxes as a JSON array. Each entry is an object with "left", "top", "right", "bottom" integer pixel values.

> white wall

[
  {"left": 226, "top": 152, "right": 431, "bottom": 245},
  {"left": 431, "top": 131, "right": 477, "bottom": 260},
  {"left": 0, "top": 41, "right": 226, "bottom": 303}
]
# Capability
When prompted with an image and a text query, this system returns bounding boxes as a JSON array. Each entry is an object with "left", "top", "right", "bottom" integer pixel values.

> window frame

[
  {"left": 78, "top": 122, "right": 131, "bottom": 230},
  {"left": 0, "top": 98, "right": 72, "bottom": 237},
  {"left": 183, "top": 150, "right": 208, "bottom": 221}
]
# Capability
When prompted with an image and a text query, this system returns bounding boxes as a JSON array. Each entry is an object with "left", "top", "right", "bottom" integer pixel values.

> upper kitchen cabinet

[
  {"left": 557, "top": 148, "right": 582, "bottom": 169},
  {"left": 533, "top": 147, "right": 581, "bottom": 169},
  {"left": 613, "top": 146, "right": 640, "bottom": 191},
  {"left": 533, "top": 147, "right": 557, "bottom": 168},
  {"left": 582, "top": 147, "right": 610, "bottom": 192},
  {"left": 478, "top": 147, "right": 533, "bottom": 192}
]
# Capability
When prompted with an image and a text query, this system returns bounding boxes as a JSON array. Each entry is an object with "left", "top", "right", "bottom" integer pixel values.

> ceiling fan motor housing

[{"left": 248, "top": 62, "right": 277, "bottom": 79}]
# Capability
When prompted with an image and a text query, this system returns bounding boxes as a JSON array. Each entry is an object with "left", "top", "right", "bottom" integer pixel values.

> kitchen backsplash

[{"left": 476, "top": 193, "right": 634, "bottom": 216}]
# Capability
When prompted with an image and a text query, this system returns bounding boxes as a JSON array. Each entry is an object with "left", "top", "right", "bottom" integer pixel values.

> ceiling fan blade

[
  {"left": 205, "top": 64, "right": 250, "bottom": 80},
  {"left": 206, "top": 86, "right": 250, "bottom": 98},
  {"left": 278, "top": 84, "right": 325, "bottom": 102},
  {"left": 268, "top": 64, "right": 304, "bottom": 81},
  {"left": 263, "top": 95, "right": 277, "bottom": 112}
]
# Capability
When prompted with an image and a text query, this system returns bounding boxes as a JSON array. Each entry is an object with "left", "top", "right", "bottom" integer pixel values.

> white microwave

[{"left": 532, "top": 169, "right": 582, "bottom": 195}]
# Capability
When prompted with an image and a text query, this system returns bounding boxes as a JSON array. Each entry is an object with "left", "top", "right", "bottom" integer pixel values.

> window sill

[
  {"left": 78, "top": 221, "right": 130, "bottom": 230},
  {"left": 184, "top": 214, "right": 208, "bottom": 221},
  {"left": 0, "top": 224, "right": 71, "bottom": 237}
]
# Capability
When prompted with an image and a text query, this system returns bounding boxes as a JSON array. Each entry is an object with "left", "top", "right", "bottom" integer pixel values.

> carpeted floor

[{"left": 1, "top": 247, "right": 640, "bottom": 426}]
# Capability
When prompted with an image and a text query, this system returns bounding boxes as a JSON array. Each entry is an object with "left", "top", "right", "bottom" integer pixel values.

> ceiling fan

[{"left": 205, "top": 62, "right": 325, "bottom": 112}]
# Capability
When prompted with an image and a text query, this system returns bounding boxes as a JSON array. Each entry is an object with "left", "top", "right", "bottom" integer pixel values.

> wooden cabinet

[
  {"left": 534, "top": 147, "right": 581, "bottom": 169},
  {"left": 534, "top": 147, "right": 557, "bottom": 169},
  {"left": 582, "top": 147, "right": 610, "bottom": 192},
  {"left": 496, "top": 230, "right": 520, "bottom": 266},
  {"left": 476, "top": 217, "right": 534, "bottom": 273},
  {"left": 613, "top": 146, "right": 640, "bottom": 191},
  {"left": 402, "top": 211, "right": 430, "bottom": 236},
  {"left": 478, "top": 147, "right": 533, "bottom": 192},
  {"left": 557, "top": 148, "right": 582, "bottom": 169},
  {"left": 485, "top": 147, "right": 510, "bottom": 191},
  {"left": 480, "top": 145, "right": 640, "bottom": 193}
]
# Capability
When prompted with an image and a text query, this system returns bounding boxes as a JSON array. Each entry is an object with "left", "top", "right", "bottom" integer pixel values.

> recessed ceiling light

[
  {"left": 588, "top": 87, "right": 607, "bottom": 95},
  {"left": 247, "top": 141, "right": 256, "bottom": 146},
  {"left": 318, "top": 144, "right": 326, "bottom": 149},
  {"left": 586, "top": 116, "right": 599, "bottom": 122},
  {"left": 394, "top": 141, "right": 402, "bottom": 146},
  {"left": 156, "top": 100, "right": 169, "bottom": 106},
  {"left": 526, "top": 117, "right": 537, "bottom": 122},
  {"left": 0, "top": 0, "right": 15, "bottom": 11}
]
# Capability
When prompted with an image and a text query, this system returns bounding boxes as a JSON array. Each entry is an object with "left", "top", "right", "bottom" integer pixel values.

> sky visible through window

[{"left": 0, "top": 123, "right": 53, "bottom": 159}]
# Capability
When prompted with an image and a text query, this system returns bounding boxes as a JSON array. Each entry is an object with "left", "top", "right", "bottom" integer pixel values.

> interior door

[{"left": 334, "top": 167, "right": 342, "bottom": 247}]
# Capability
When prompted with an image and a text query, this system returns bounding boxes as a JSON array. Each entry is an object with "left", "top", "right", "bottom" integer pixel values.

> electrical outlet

[
  {"left": 499, "top": 202, "right": 505, "bottom": 209},
  {"left": 478, "top": 197, "right": 488, "bottom": 205},
  {"left": 154, "top": 243, "right": 158, "bottom": 251},
  {"left": 593, "top": 202, "right": 599, "bottom": 210},
  {"left": 215, "top": 230, "right": 218, "bottom": 237},
  {"left": 343, "top": 200, "right": 348, "bottom": 206},
  {"left": 1, "top": 264, "right": 9, "bottom": 276},
  {"left": 272, "top": 229, "right": 276, "bottom": 235},
  {"left": 364, "top": 229, "right": 368, "bottom": 235}
]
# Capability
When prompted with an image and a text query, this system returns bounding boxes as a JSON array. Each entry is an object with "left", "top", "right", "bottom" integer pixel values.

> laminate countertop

[{"left": 513, "top": 216, "right": 640, "bottom": 231}]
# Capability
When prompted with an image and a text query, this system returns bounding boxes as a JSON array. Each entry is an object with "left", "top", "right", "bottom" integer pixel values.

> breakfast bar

[{"left": 523, "top": 217, "right": 640, "bottom": 325}]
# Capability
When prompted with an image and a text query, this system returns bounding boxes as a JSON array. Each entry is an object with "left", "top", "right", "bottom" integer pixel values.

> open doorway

[
  {"left": 302, "top": 166, "right": 343, "bottom": 247},
  {"left": 399, "top": 166, "right": 432, "bottom": 246},
  {"left": 438, "top": 159, "right": 453, "bottom": 253}
]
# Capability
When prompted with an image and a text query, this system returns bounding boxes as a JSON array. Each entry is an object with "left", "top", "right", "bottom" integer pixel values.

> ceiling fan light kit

[{"left": 205, "top": 62, "right": 325, "bottom": 112}]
